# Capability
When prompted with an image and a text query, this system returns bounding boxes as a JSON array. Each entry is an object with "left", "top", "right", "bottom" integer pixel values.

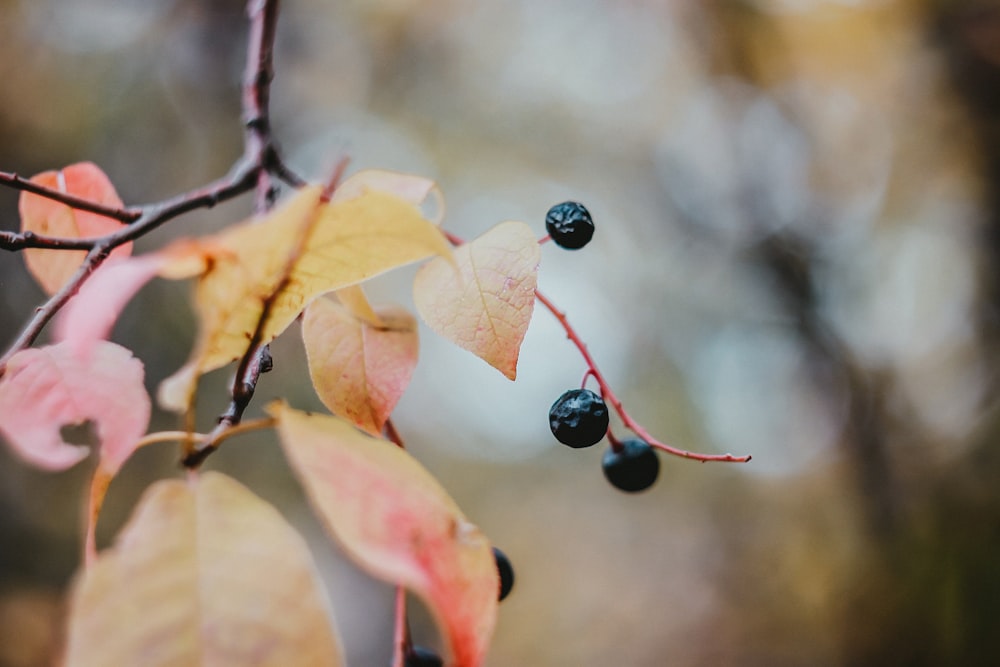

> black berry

[
  {"left": 545, "top": 201, "right": 594, "bottom": 250},
  {"left": 549, "top": 388, "right": 609, "bottom": 448},
  {"left": 493, "top": 546, "right": 515, "bottom": 602},
  {"left": 602, "top": 439, "right": 660, "bottom": 492},
  {"left": 405, "top": 646, "right": 443, "bottom": 667}
]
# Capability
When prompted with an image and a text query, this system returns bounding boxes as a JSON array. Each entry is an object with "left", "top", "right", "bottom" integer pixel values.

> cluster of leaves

[
  {"left": 0, "top": 3, "right": 749, "bottom": 665},
  {"left": 1, "top": 163, "right": 539, "bottom": 664}
]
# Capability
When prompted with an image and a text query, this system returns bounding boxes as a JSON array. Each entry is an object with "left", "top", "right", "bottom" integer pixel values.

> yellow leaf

[
  {"left": 335, "top": 284, "right": 383, "bottom": 327},
  {"left": 332, "top": 169, "right": 445, "bottom": 224},
  {"left": 303, "top": 297, "right": 418, "bottom": 435},
  {"left": 413, "top": 221, "right": 540, "bottom": 380},
  {"left": 64, "top": 472, "right": 343, "bottom": 667},
  {"left": 269, "top": 403, "right": 498, "bottom": 667},
  {"left": 158, "top": 185, "right": 452, "bottom": 412}
]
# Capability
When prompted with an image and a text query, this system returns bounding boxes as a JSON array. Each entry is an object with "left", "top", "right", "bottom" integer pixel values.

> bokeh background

[{"left": 2, "top": 0, "right": 1000, "bottom": 665}]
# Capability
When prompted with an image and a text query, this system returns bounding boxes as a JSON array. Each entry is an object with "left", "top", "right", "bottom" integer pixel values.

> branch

[
  {"left": 0, "top": 170, "right": 141, "bottom": 222},
  {"left": 534, "top": 289, "right": 751, "bottom": 463},
  {"left": 0, "top": 245, "right": 110, "bottom": 370},
  {"left": 0, "top": 0, "right": 293, "bottom": 375}
]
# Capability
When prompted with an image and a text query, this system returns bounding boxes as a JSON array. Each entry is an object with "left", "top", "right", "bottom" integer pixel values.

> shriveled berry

[
  {"left": 602, "top": 439, "right": 660, "bottom": 492},
  {"left": 493, "top": 546, "right": 515, "bottom": 601},
  {"left": 545, "top": 201, "right": 594, "bottom": 250},
  {"left": 405, "top": 645, "right": 443, "bottom": 667},
  {"left": 549, "top": 388, "right": 609, "bottom": 448}
]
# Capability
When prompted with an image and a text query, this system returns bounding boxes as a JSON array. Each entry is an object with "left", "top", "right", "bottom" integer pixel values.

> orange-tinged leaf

[
  {"left": 158, "top": 185, "right": 452, "bottom": 412},
  {"left": 413, "top": 221, "right": 540, "bottom": 380},
  {"left": 64, "top": 472, "right": 344, "bottom": 667},
  {"left": 269, "top": 403, "right": 497, "bottom": 667},
  {"left": 19, "top": 162, "right": 130, "bottom": 295},
  {"left": 0, "top": 341, "right": 149, "bottom": 472},
  {"left": 303, "top": 297, "right": 418, "bottom": 435}
]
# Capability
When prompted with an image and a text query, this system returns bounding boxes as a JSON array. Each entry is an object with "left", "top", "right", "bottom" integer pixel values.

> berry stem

[
  {"left": 533, "top": 289, "right": 751, "bottom": 464},
  {"left": 391, "top": 585, "right": 409, "bottom": 667}
]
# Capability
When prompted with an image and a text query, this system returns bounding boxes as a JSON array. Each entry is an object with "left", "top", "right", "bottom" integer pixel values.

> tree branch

[{"left": 0, "top": 170, "right": 141, "bottom": 222}]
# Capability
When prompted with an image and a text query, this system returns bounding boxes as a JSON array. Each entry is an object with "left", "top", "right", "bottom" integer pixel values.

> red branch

[
  {"left": 391, "top": 586, "right": 409, "bottom": 667},
  {"left": 533, "top": 290, "right": 751, "bottom": 463},
  {"left": 444, "top": 230, "right": 750, "bottom": 462}
]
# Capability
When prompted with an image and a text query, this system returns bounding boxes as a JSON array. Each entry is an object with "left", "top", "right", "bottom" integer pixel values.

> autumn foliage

[{"left": 0, "top": 2, "right": 748, "bottom": 665}]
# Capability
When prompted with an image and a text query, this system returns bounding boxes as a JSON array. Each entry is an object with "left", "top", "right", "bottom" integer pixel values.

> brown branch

[
  {"left": 0, "top": 0, "right": 294, "bottom": 377},
  {"left": 0, "top": 245, "right": 111, "bottom": 370},
  {"left": 0, "top": 170, "right": 141, "bottom": 223}
]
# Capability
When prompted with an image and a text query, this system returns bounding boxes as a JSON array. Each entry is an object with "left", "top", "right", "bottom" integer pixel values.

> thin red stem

[
  {"left": 533, "top": 289, "right": 751, "bottom": 463},
  {"left": 391, "top": 586, "right": 409, "bottom": 667}
]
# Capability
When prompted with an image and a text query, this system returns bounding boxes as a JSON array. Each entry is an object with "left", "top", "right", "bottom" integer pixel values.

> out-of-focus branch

[
  {"left": 0, "top": 0, "right": 300, "bottom": 379},
  {"left": 0, "top": 170, "right": 141, "bottom": 222}
]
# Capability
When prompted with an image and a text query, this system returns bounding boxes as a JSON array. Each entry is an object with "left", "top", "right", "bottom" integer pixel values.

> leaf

[
  {"left": 19, "top": 162, "right": 129, "bottom": 295},
  {"left": 159, "top": 184, "right": 452, "bottom": 412},
  {"left": 55, "top": 255, "right": 167, "bottom": 359},
  {"left": 332, "top": 169, "right": 445, "bottom": 224},
  {"left": 413, "top": 221, "right": 540, "bottom": 380},
  {"left": 0, "top": 341, "right": 149, "bottom": 472},
  {"left": 303, "top": 297, "right": 418, "bottom": 436},
  {"left": 269, "top": 403, "right": 497, "bottom": 667},
  {"left": 335, "top": 284, "right": 383, "bottom": 327},
  {"left": 64, "top": 472, "right": 344, "bottom": 667}
]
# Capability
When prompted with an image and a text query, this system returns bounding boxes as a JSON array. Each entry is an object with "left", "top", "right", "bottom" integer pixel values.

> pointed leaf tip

[
  {"left": 269, "top": 404, "right": 498, "bottom": 667},
  {"left": 413, "top": 220, "right": 540, "bottom": 380}
]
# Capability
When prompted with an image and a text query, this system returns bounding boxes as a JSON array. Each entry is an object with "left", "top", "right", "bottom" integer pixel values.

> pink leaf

[
  {"left": 303, "top": 297, "right": 419, "bottom": 436},
  {"left": 55, "top": 255, "right": 167, "bottom": 359},
  {"left": 413, "top": 221, "right": 540, "bottom": 380},
  {"left": 19, "top": 162, "right": 130, "bottom": 295},
  {"left": 269, "top": 403, "right": 498, "bottom": 667},
  {"left": 0, "top": 341, "right": 149, "bottom": 472}
]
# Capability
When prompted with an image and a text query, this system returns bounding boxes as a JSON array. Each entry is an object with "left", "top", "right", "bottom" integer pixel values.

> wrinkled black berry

[
  {"left": 549, "top": 388, "right": 609, "bottom": 448},
  {"left": 545, "top": 201, "right": 594, "bottom": 250},
  {"left": 493, "top": 546, "right": 515, "bottom": 601},
  {"left": 405, "top": 645, "right": 443, "bottom": 667},
  {"left": 602, "top": 439, "right": 660, "bottom": 492}
]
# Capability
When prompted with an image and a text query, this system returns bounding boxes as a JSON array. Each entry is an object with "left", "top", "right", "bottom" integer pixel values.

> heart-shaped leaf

[{"left": 413, "top": 221, "right": 540, "bottom": 380}]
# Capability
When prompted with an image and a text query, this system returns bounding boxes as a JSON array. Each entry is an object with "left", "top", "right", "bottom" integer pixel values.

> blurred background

[{"left": 2, "top": 0, "right": 1000, "bottom": 664}]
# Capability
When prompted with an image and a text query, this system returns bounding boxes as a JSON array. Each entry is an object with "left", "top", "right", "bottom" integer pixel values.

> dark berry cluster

[
  {"left": 545, "top": 201, "right": 594, "bottom": 250},
  {"left": 549, "top": 387, "right": 660, "bottom": 492}
]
